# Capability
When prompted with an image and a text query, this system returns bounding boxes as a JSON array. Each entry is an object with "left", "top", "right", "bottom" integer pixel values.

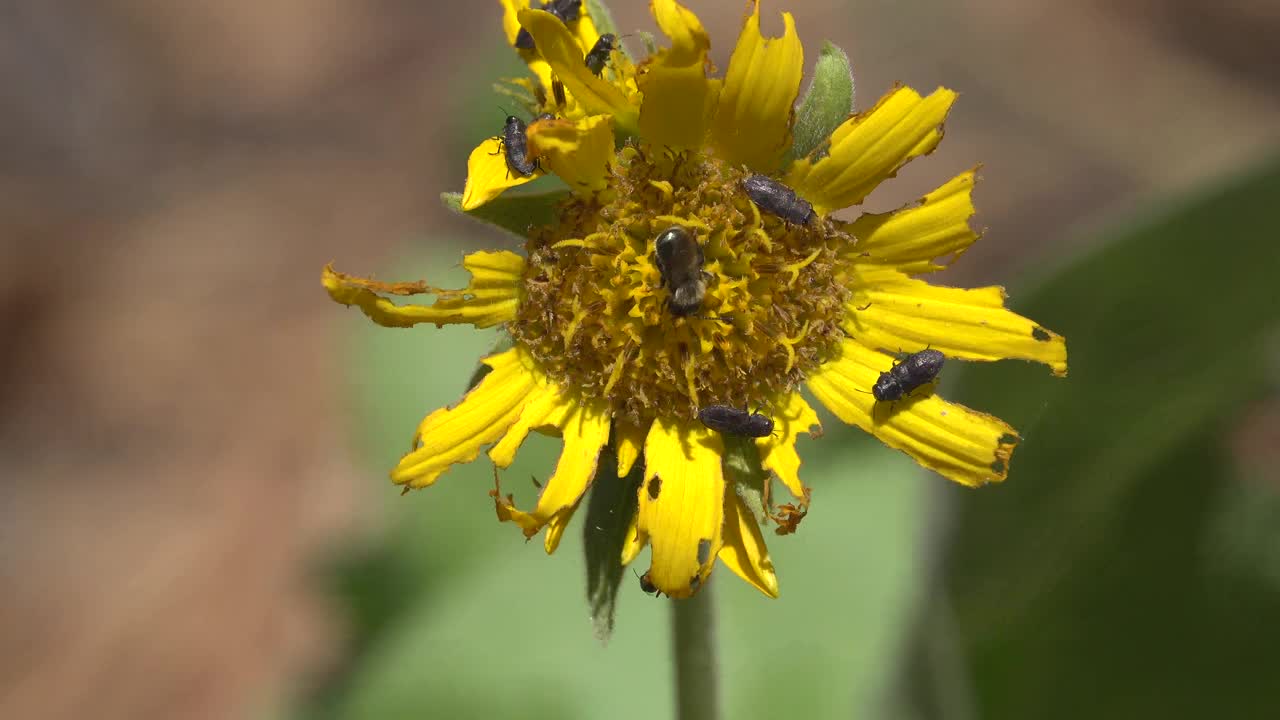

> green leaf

[
  {"left": 582, "top": 447, "right": 643, "bottom": 643},
  {"left": 584, "top": 0, "right": 621, "bottom": 44},
  {"left": 493, "top": 80, "right": 538, "bottom": 117},
  {"left": 638, "top": 31, "right": 657, "bottom": 56},
  {"left": 722, "top": 435, "right": 769, "bottom": 525},
  {"left": 721, "top": 434, "right": 934, "bottom": 719},
  {"left": 786, "top": 41, "right": 854, "bottom": 165},
  {"left": 899, "top": 155, "right": 1280, "bottom": 718},
  {"left": 441, "top": 189, "right": 567, "bottom": 239}
]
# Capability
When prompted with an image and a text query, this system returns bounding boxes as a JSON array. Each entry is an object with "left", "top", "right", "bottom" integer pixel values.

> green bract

[{"left": 787, "top": 41, "right": 854, "bottom": 164}]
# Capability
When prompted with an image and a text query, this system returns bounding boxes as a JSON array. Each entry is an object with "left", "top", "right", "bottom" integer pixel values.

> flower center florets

[{"left": 509, "top": 144, "right": 850, "bottom": 423}]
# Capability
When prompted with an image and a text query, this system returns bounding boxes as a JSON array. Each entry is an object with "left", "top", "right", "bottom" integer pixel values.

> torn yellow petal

[
  {"left": 807, "top": 340, "right": 1019, "bottom": 487},
  {"left": 530, "top": 401, "right": 611, "bottom": 547},
  {"left": 847, "top": 169, "right": 980, "bottom": 274},
  {"left": 527, "top": 114, "right": 615, "bottom": 193},
  {"left": 638, "top": 64, "right": 720, "bottom": 148},
  {"left": 651, "top": 0, "right": 709, "bottom": 64},
  {"left": 491, "top": 486, "right": 582, "bottom": 552},
  {"left": 755, "top": 391, "right": 821, "bottom": 499},
  {"left": 786, "top": 86, "right": 958, "bottom": 215},
  {"left": 845, "top": 266, "right": 1068, "bottom": 376},
  {"left": 638, "top": 0, "right": 720, "bottom": 149},
  {"left": 636, "top": 417, "right": 725, "bottom": 598},
  {"left": 519, "top": 8, "right": 638, "bottom": 130},
  {"left": 391, "top": 348, "right": 538, "bottom": 487},
  {"left": 710, "top": 1, "right": 803, "bottom": 173},
  {"left": 489, "top": 383, "right": 569, "bottom": 468},
  {"left": 490, "top": 388, "right": 610, "bottom": 550},
  {"left": 614, "top": 417, "right": 650, "bottom": 477},
  {"left": 718, "top": 490, "right": 779, "bottom": 598},
  {"left": 543, "top": 499, "right": 582, "bottom": 553},
  {"left": 461, "top": 137, "right": 542, "bottom": 211},
  {"left": 322, "top": 251, "right": 523, "bottom": 329}
]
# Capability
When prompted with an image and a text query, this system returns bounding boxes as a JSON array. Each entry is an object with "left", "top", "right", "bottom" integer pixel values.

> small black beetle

[
  {"left": 514, "top": 0, "right": 583, "bottom": 49},
  {"left": 872, "top": 349, "right": 945, "bottom": 402},
  {"left": 550, "top": 0, "right": 582, "bottom": 20},
  {"left": 495, "top": 114, "right": 553, "bottom": 177},
  {"left": 654, "top": 226, "right": 706, "bottom": 316},
  {"left": 742, "top": 174, "right": 816, "bottom": 225},
  {"left": 638, "top": 570, "right": 664, "bottom": 597},
  {"left": 584, "top": 33, "right": 618, "bottom": 76},
  {"left": 697, "top": 405, "right": 774, "bottom": 438}
]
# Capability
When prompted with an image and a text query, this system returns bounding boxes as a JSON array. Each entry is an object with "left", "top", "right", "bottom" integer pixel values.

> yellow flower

[{"left": 323, "top": 0, "right": 1067, "bottom": 601}]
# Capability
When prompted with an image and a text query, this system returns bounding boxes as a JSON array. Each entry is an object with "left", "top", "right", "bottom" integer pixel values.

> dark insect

[
  {"left": 697, "top": 405, "right": 774, "bottom": 438},
  {"left": 742, "top": 174, "right": 816, "bottom": 225},
  {"left": 872, "top": 349, "right": 945, "bottom": 402},
  {"left": 638, "top": 570, "right": 664, "bottom": 597},
  {"left": 653, "top": 226, "right": 707, "bottom": 316},
  {"left": 584, "top": 33, "right": 618, "bottom": 76},
  {"left": 494, "top": 115, "right": 550, "bottom": 177},
  {"left": 549, "top": 0, "right": 582, "bottom": 20},
  {"left": 513, "top": 0, "right": 583, "bottom": 49}
]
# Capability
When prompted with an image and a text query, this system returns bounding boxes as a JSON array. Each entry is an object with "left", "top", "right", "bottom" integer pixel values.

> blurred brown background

[{"left": 1, "top": 1, "right": 1277, "bottom": 718}]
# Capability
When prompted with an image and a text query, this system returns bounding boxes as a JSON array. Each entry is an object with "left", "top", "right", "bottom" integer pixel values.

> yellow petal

[
  {"left": 392, "top": 348, "right": 538, "bottom": 487},
  {"left": 847, "top": 169, "right": 980, "bottom": 274},
  {"left": 755, "top": 391, "right": 821, "bottom": 499},
  {"left": 614, "top": 417, "right": 650, "bottom": 477},
  {"left": 620, "top": 509, "right": 646, "bottom": 566},
  {"left": 519, "top": 8, "right": 638, "bottom": 130},
  {"left": 638, "top": 0, "right": 720, "bottom": 149},
  {"left": 807, "top": 340, "right": 1019, "bottom": 487},
  {"left": 499, "top": 0, "right": 554, "bottom": 101},
  {"left": 636, "top": 417, "right": 726, "bottom": 598},
  {"left": 500, "top": 0, "right": 534, "bottom": 48},
  {"left": 489, "top": 386, "right": 610, "bottom": 552},
  {"left": 786, "top": 86, "right": 958, "bottom": 215},
  {"left": 846, "top": 265, "right": 1068, "bottom": 376},
  {"left": 489, "top": 383, "right": 569, "bottom": 468},
  {"left": 639, "top": 66, "right": 721, "bottom": 150},
  {"left": 322, "top": 251, "right": 523, "bottom": 329},
  {"left": 503, "top": 0, "right": 603, "bottom": 55},
  {"left": 543, "top": 499, "right": 582, "bottom": 553},
  {"left": 533, "top": 401, "right": 612, "bottom": 549},
  {"left": 710, "top": 1, "right": 804, "bottom": 173},
  {"left": 527, "top": 114, "right": 615, "bottom": 193},
  {"left": 461, "top": 137, "right": 543, "bottom": 211},
  {"left": 651, "top": 0, "right": 709, "bottom": 63},
  {"left": 570, "top": 3, "right": 601, "bottom": 52},
  {"left": 718, "top": 490, "right": 779, "bottom": 598},
  {"left": 501, "top": 0, "right": 603, "bottom": 101}
]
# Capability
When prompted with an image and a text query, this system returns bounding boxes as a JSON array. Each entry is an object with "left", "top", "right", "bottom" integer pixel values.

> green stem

[{"left": 671, "top": 581, "right": 721, "bottom": 720}]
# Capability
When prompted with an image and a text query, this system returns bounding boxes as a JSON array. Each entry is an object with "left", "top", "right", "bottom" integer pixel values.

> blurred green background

[{"left": 1, "top": 2, "right": 1277, "bottom": 719}]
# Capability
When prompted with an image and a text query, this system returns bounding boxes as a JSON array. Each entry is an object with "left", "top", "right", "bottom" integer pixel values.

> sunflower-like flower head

[{"left": 323, "top": 0, "right": 1067, "bottom": 600}]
